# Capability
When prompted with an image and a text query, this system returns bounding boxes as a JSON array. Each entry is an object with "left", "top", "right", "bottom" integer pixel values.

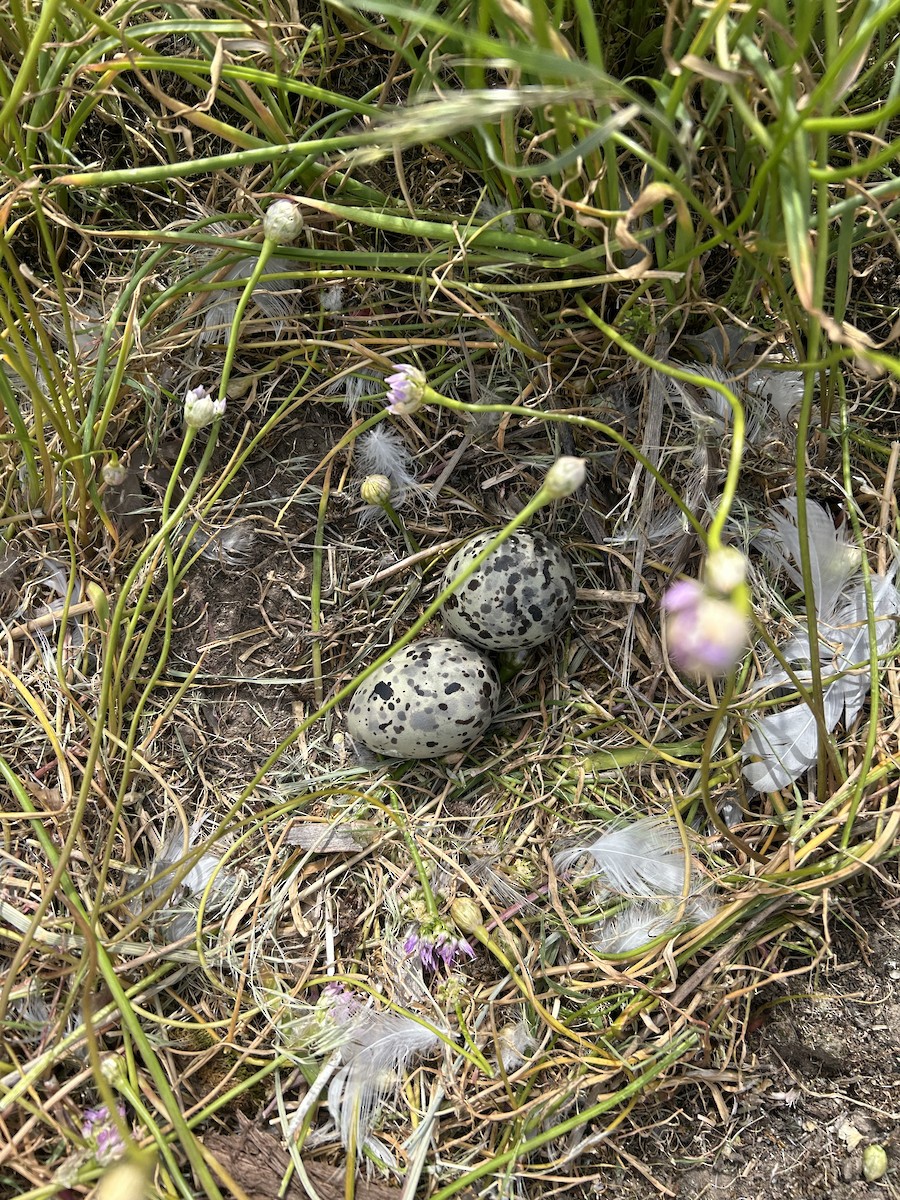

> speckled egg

[
  {"left": 346, "top": 637, "right": 500, "bottom": 759},
  {"left": 441, "top": 530, "right": 576, "bottom": 650}
]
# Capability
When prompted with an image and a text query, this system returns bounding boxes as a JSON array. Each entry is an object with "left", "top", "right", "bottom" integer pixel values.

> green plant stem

[{"left": 219, "top": 236, "right": 276, "bottom": 403}]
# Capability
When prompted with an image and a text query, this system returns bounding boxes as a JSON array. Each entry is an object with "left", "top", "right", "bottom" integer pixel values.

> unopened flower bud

[
  {"left": 263, "top": 198, "right": 303, "bottom": 244},
  {"left": 361, "top": 474, "right": 392, "bottom": 505},
  {"left": 449, "top": 897, "right": 484, "bottom": 935},
  {"left": 663, "top": 579, "right": 748, "bottom": 675},
  {"left": 543, "top": 456, "right": 587, "bottom": 499},
  {"left": 183, "top": 384, "right": 226, "bottom": 429},
  {"left": 96, "top": 1153, "right": 155, "bottom": 1200},
  {"left": 704, "top": 546, "right": 748, "bottom": 595},
  {"left": 102, "top": 461, "right": 127, "bottom": 487},
  {"left": 100, "top": 1055, "right": 126, "bottom": 1087}
]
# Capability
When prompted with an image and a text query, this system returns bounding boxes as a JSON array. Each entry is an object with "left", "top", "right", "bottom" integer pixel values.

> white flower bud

[
  {"left": 96, "top": 1155, "right": 155, "bottom": 1200},
  {"left": 100, "top": 1055, "right": 126, "bottom": 1086},
  {"left": 704, "top": 546, "right": 748, "bottom": 595},
  {"left": 543, "top": 456, "right": 587, "bottom": 499},
  {"left": 102, "top": 462, "right": 127, "bottom": 487},
  {"left": 263, "top": 198, "right": 303, "bottom": 244},
  {"left": 183, "top": 384, "right": 226, "bottom": 429}
]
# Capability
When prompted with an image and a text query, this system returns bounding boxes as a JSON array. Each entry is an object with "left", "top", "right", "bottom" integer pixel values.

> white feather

[
  {"left": 760, "top": 499, "right": 861, "bottom": 618},
  {"left": 326, "top": 1010, "right": 442, "bottom": 1166},
  {"left": 829, "top": 575, "right": 900, "bottom": 723},
  {"left": 199, "top": 256, "right": 295, "bottom": 344},
  {"left": 143, "top": 821, "right": 233, "bottom": 943},
  {"left": 467, "top": 855, "right": 531, "bottom": 911},
  {"left": 741, "top": 670, "right": 845, "bottom": 793},
  {"left": 742, "top": 500, "right": 900, "bottom": 791},
  {"left": 554, "top": 815, "right": 688, "bottom": 901},
  {"left": 748, "top": 368, "right": 805, "bottom": 420},
  {"left": 325, "top": 369, "right": 381, "bottom": 414},
  {"left": 591, "top": 888, "right": 719, "bottom": 954},
  {"left": 592, "top": 902, "right": 672, "bottom": 953},
  {"left": 356, "top": 426, "right": 418, "bottom": 500},
  {"left": 191, "top": 520, "right": 256, "bottom": 567},
  {"left": 496, "top": 1018, "right": 538, "bottom": 1072}
]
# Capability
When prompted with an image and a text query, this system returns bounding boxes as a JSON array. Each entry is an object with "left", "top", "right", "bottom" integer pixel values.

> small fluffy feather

[
  {"left": 199, "top": 256, "right": 295, "bottom": 344},
  {"left": 590, "top": 889, "right": 718, "bottom": 954},
  {"left": 143, "top": 822, "right": 232, "bottom": 943},
  {"left": 554, "top": 815, "right": 688, "bottom": 900},
  {"left": 496, "top": 1018, "right": 538, "bottom": 1072},
  {"left": 356, "top": 426, "right": 418, "bottom": 501},
  {"left": 325, "top": 369, "right": 381, "bottom": 414},
  {"left": 742, "top": 499, "right": 900, "bottom": 792},
  {"left": 326, "top": 1010, "right": 442, "bottom": 1166},
  {"left": 592, "top": 902, "right": 673, "bottom": 953},
  {"left": 748, "top": 368, "right": 805, "bottom": 420},
  {"left": 467, "top": 854, "right": 531, "bottom": 911},
  {"left": 196, "top": 521, "right": 256, "bottom": 567},
  {"left": 555, "top": 816, "right": 718, "bottom": 949}
]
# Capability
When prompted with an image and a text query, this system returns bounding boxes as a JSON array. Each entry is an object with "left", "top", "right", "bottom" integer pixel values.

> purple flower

[
  {"left": 321, "top": 981, "right": 362, "bottom": 1025},
  {"left": 81, "top": 1104, "right": 126, "bottom": 1166},
  {"left": 385, "top": 364, "right": 427, "bottom": 416},
  {"left": 663, "top": 578, "right": 748, "bottom": 674},
  {"left": 404, "top": 925, "right": 475, "bottom": 972}
]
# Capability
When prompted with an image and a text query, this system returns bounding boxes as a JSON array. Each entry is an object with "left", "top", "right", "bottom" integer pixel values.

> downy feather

[
  {"left": 591, "top": 888, "right": 719, "bottom": 954},
  {"left": 326, "top": 1010, "right": 442, "bottom": 1166},
  {"left": 356, "top": 426, "right": 419, "bottom": 501},
  {"left": 143, "top": 821, "right": 233, "bottom": 943},
  {"left": 199, "top": 256, "right": 295, "bottom": 344},
  {"left": 747, "top": 368, "right": 805, "bottom": 420},
  {"left": 554, "top": 815, "right": 689, "bottom": 901},
  {"left": 592, "top": 902, "right": 673, "bottom": 953},
  {"left": 760, "top": 498, "right": 860, "bottom": 618},
  {"left": 742, "top": 500, "right": 900, "bottom": 792}
]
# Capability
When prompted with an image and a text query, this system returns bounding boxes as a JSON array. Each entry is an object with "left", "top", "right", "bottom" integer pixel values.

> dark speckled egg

[
  {"left": 346, "top": 637, "right": 500, "bottom": 759},
  {"left": 441, "top": 530, "right": 576, "bottom": 650}
]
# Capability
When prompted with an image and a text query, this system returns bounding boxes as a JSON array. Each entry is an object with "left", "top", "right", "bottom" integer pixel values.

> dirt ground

[
  {"left": 593, "top": 888, "right": 900, "bottom": 1200},
  {"left": 203, "top": 883, "right": 900, "bottom": 1200}
]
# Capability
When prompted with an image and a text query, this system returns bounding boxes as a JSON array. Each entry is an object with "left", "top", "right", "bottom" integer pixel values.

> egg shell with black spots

[
  {"left": 346, "top": 637, "right": 500, "bottom": 759},
  {"left": 441, "top": 530, "right": 576, "bottom": 650}
]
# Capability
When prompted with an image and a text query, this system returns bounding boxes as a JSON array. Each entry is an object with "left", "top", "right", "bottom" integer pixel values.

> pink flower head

[
  {"left": 663, "top": 578, "right": 748, "bottom": 674},
  {"left": 321, "top": 981, "right": 362, "bottom": 1025},
  {"left": 81, "top": 1104, "right": 126, "bottom": 1166},
  {"left": 385, "top": 364, "right": 427, "bottom": 416},
  {"left": 404, "top": 926, "right": 475, "bottom": 972}
]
